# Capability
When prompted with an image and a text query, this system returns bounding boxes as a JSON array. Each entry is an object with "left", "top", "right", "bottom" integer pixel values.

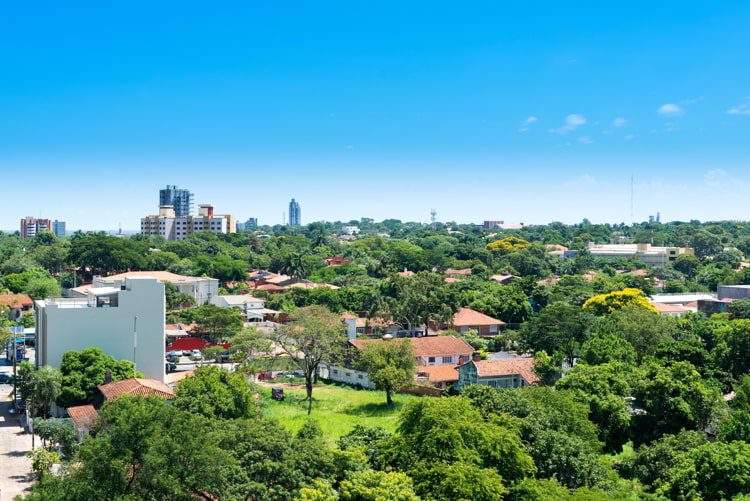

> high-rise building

[
  {"left": 245, "top": 217, "right": 258, "bottom": 229},
  {"left": 52, "top": 220, "right": 66, "bottom": 238},
  {"left": 288, "top": 199, "right": 301, "bottom": 226},
  {"left": 20, "top": 217, "right": 52, "bottom": 240},
  {"left": 159, "top": 185, "right": 194, "bottom": 217},
  {"left": 141, "top": 204, "right": 236, "bottom": 241}
]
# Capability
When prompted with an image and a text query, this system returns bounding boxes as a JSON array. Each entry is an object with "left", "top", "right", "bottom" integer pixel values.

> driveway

[{"left": 0, "top": 398, "right": 34, "bottom": 500}]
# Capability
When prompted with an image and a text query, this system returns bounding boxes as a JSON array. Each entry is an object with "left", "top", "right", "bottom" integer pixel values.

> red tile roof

[
  {"left": 97, "top": 378, "right": 175, "bottom": 400},
  {"left": 444, "top": 277, "right": 462, "bottom": 283},
  {"left": 444, "top": 268, "right": 472, "bottom": 276},
  {"left": 254, "top": 283, "right": 287, "bottom": 292},
  {"left": 652, "top": 302, "right": 689, "bottom": 314},
  {"left": 417, "top": 365, "right": 459, "bottom": 383},
  {"left": 67, "top": 404, "right": 97, "bottom": 430},
  {"left": 350, "top": 336, "right": 473, "bottom": 357},
  {"left": 0, "top": 294, "right": 33, "bottom": 309},
  {"left": 471, "top": 358, "right": 538, "bottom": 384},
  {"left": 453, "top": 307, "right": 505, "bottom": 327}
]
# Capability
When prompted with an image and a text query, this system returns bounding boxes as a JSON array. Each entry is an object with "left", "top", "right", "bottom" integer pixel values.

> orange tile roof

[
  {"left": 164, "top": 370, "right": 195, "bottom": 386},
  {"left": 255, "top": 283, "right": 287, "bottom": 292},
  {"left": 444, "top": 268, "right": 472, "bottom": 276},
  {"left": 453, "top": 307, "right": 505, "bottom": 327},
  {"left": 397, "top": 270, "right": 415, "bottom": 277},
  {"left": 471, "top": 358, "right": 538, "bottom": 384},
  {"left": 0, "top": 294, "right": 33, "bottom": 309},
  {"left": 67, "top": 404, "right": 97, "bottom": 430},
  {"left": 652, "top": 302, "right": 689, "bottom": 314},
  {"left": 350, "top": 336, "right": 473, "bottom": 357},
  {"left": 98, "top": 378, "right": 175, "bottom": 400},
  {"left": 444, "top": 277, "right": 462, "bottom": 283},
  {"left": 417, "top": 365, "right": 459, "bottom": 383}
]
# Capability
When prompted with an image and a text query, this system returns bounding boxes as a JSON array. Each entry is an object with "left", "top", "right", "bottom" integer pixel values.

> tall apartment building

[
  {"left": 236, "top": 217, "right": 258, "bottom": 232},
  {"left": 141, "top": 204, "right": 236, "bottom": 241},
  {"left": 35, "top": 277, "right": 165, "bottom": 381},
  {"left": 20, "top": 217, "right": 52, "bottom": 240},
  {"left": 159, "top": 185, "right": 194, "bottom": 217},
  {"left": 288, "top": 199, "right": 301, "bottom": 226},
  {"left": 52, "top": 220, "right": 66, "bottom": 238}
]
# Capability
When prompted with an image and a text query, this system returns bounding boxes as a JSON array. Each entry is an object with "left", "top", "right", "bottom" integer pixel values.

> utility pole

[{"left": 133, "top": 316, "right": 138, "bottom": 376}]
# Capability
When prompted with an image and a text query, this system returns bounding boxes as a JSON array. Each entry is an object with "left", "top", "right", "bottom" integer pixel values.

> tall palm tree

[{"left": 32, "top": 366, "right": 62, "bottom": 418}]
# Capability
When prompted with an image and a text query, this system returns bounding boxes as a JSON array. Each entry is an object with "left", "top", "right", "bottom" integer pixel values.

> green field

[{"left": 259, "top": 382, "right": 417, "bottom": 442}]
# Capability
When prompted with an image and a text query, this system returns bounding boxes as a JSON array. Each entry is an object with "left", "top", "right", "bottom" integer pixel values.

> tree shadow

[{"left": 342, "top": 401, "right": 403, "bottom": 417}]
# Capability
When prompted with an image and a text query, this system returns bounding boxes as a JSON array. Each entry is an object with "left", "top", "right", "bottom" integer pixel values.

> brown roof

[
  {"left": 444, "top": 277, "right": 462, "bottom": 283},
  {"left": 397, "top": 270, "right": 415, "bottom": 277},
  {"left": 265, "top": 275, "right": 293, "bottom": 285},
  {"left": 67, "top": 404, "right": 97, "bottom": 430},
  {"left": 350, "top": 336, "right": 473, "bottom": 357},
  {"left": 417, "top": 365, "right": 459, "bottom": 383},
  {"left": 489, "top": 274, "right": 517, "bottom": 284},
  {"left": 471, "top": 358, "right": 538, "bottom": 384},
  {"left": 0, "top": 294, "right": 33, "bottom": 309},
  {"left": 652, "top": 302, "right": 689, "bottom": 314},
  {"left": 164, "top": 370, "right": 195, "bottom": 386},
  {"left": 255, "top": 283, "right": 287, "bottom": 292},
  {"left": 453, "top": 307, "right": 505, "bottom": 327},
  {"left": 97, "top": 378, "right": 175, "bottom": 400},
  {"left": 444, "top": 268, "right": 472, "bottom": 276}
]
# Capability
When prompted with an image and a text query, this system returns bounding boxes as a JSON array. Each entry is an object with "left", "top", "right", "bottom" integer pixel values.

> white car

[{"left": 191, "top": 349, "right": 202, "bottom": 358}]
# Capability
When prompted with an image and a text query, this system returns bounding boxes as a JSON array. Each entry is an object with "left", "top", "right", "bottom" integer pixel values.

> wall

[
  {"left": 318, "top": 363, "right": 375, "bottom": 389},
  {"left": 37, "top": 278, "right": 165, "bottom": 381}
]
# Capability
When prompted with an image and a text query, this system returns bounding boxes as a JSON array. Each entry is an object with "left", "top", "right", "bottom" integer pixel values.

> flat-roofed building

[
  {"left": 141, "top": 204, "right": 236, "bottom": 241},
  {"left": 563, "top": 243, "right": 694, "bottom": 268},
  {"left": 70, "top": 271, "right": 219, "bottom": 305},
  {"left": 35, "top": 277, "right": 165, "bottom": 381}
]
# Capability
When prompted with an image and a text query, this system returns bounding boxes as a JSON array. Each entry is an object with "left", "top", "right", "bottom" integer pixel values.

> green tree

[
  {"left": 184, "top": 303, "right": 243, "bottom": 343},
  {"left": 527, "top": 428, "right": 608, "bottom": 488},
  {"left": 174, "top": 366, "right": 256, "bottom": 419},
  {"left": 358, "top": 339, "right": 416, "bottom": 405},
  {"left": 729, "top": 299, "right": 750, "bottom": 319},
  {"left": 57, "top": 348, "right": 138, "bottom": 408},
  {"left": 520, "top": 302, "right": 594, "bottom": 364},
  {"left": 659, "top": 441, "right": 750, "bottom": 501},
  {"left": 164, "top": 281, "right": 195, "bottom": 310},
  {"left": 33, "top": 418, "right": 78, "bottom": 457},
  {"left": 673, "top": 253, "right": 701, "bottom": 277},
  {"left": 31, "top": 366, "right": 62, "bottom": 418},
  {"left": 579, "top": 331, "right": 637, "bottom": 366},
  {"left": 339, "top": 470, "right": 419, "bottom": 501},
  {"left": 274, "top": 305, "right": 348, "bottom": 414},
  {"left": 411, "top": 461, "right": 507, "bottom": 501},
  {"left": 382, "top": 272, "right": 457, "bottom": 335},
  {"left": 691, "top": 231, "right": 723, "bottom": 259}
]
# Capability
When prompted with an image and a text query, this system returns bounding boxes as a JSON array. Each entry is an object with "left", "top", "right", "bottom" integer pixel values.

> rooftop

[
  {"left": 67, "top": 404, "right": 98, "bottom": 431},
  {"left": 350, "top": 336, "right": 473, "bottom": 357},
  {"left": 453, "top": 307, "right": 505, "bottom": 327},
  {"left": 98, "top": 378, "right": 175, "bottom": 400},
  {"left": 0, "top": 293, "right": 33, "bottom": 309},
  {"left": 470, "top": 358, "right": 538, "bottom": 384},
  {"left": 416, "top": 365, "right": 459, "bottom": 383},
  {"left": 97, "top": 271, "right": 217, "bottom": 284}
]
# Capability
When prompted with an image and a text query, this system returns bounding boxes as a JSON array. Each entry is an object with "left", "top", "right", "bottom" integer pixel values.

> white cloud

[
  {"left": 727, "top": 103, "right": 750, "bottom": 115},
  {"left": 612, "top": 117, "right": 628, "bottom": 127},
  {"left": 658, "top": 103, "right": 685, "bottom": 116},
  {"left": 563, "top": 174, "right": 598, "bottom": 187},
  {"left": 549, "top": 114, "right": 587, "bottom": 134},
  {"left": 578, "top": 136, "right": 594, "bottom": 144},
  {"left": 518, "top": 115, "right": 538, "bottom": 132}
]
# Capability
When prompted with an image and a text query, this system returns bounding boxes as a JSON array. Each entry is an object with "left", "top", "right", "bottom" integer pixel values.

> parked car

[
  {"left": 166, "top": 353, "right": 179, "bottom": 363},
  {"left": 165, "top": 362, "right": 177, "bottom": 373},
  {"left": 0, "top": 374, "right": 13, "bottom": 384},
  {"left": 219, "top": 352, "right": 230, "bottom": 363},
  {"left": 191, "top": 349, "right": 202, "bottom": 358}
]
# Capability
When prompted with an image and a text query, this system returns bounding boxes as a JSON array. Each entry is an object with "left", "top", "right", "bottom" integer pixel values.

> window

[
  {"left": 442, "top": 356, "right": 453, "bottom": 364},
  {"left": 428, "top": 357, "right": 435, "bottom": 363},
  {"left": 357, "top": 374, "right": 363, "bottom": 379},
  {"left": 345, "top": 372, "right": 351, "bottom": 377},
  {"left": 332, "top": 369, "right": 338, "bottom": 375}
]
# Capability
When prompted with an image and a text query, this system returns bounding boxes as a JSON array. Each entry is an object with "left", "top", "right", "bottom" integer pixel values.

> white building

[
  {"left": 563, "top": 243, "right": 694, "bottom": 268},
  {"left": 35, "top": 277, "right": 166, "bottom": 381},
  {"left": 71, "top": 271, "right": 219, "bottom": 305},
  {"left": 141, "top": 204, "right": 236, "bottom": 241},
  {"left": 210, "top": 294, "right": 277, "bottom": 321},
  {"left": 342, "top": 225, "right": 360, "bottom": 235}
]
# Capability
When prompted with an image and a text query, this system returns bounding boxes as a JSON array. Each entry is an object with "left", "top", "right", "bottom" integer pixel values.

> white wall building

[
  {"left": 141, "top": 204, "right": 236, "bottom": 241},
  {"left": 342, "top": 225, "right": 360, "bottom": 235},
  {"left": 71, "top": 271, "right": 219, "bottom": 305},
  {"left": 35, "top": 277, "right": 166, "bottom": 381},
  {"left": 210, "top": 294, "right": 277, "bottom": 321},
  {"left": 563, "top": 243, "right": 694, "bottom": 268}
]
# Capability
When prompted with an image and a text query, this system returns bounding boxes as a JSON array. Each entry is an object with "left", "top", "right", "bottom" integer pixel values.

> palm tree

[
  {"left": 32, "top": 366, "right": 62, "bottom": 418},
  {"left": 280, "top": 251, "right": 308, "bottom": 279}
]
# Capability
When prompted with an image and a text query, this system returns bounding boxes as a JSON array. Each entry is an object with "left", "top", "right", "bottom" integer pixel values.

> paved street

[{"left": 0, "top": 391, "right": 33, "bottom": 500}]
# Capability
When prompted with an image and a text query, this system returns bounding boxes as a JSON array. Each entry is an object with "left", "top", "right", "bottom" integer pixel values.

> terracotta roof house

[
  {"left": 97, "top": 378, "right": 175, "bottom": 401},
  {"left": 456, "top": 356, "right": 538, "bottom": 390},
  {"left": 435, "top": 307, "right": 505, "bottom": 336},
  {"left": 489, "top": 274, "right": 518, "bottom": 285},
  {"left": 444, "top": 277, "right": 462, "bottom": 284},
  {"left": 0, "top": 293, "right": 34, "bottom": 320},
  {"left": 67, "top": 404, "right": 98, "bottom": 441},
  {"left": 397, "top": 269, "right": 415, "bottom": 277},
  {"left": 416, "top": 365, "right": 459, "bottom": 390},
  {"left": 254, "top": 283, "right": 287, "bottom": 294},
  {"left": 324, "top": 256, "right": 352, "bottom": 266},
  {"left": 444, "top": 268, "right": 472, "bottom": 277},
  {"left": 321, "top": 336, "right": 473, "bottom": 390}
]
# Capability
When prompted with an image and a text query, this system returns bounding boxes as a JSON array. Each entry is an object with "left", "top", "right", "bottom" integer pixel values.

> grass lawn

[{"left": 259, "top": 382, "right": 417, "bottom": 443}]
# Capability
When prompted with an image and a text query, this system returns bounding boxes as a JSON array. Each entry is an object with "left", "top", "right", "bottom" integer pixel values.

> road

[{"left": 0, "top": 355, "right": 33, "bottom": 501}]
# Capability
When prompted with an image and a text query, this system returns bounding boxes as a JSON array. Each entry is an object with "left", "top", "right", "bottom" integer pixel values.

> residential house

[
  {"left": 651, "top": 302, "right": 691, "bottom": 317},
  {"left": 434, "top": 307, "right": 505, "bottom": 336},
  {"left": 67, "top": 404, "right": 98, "bottom": 442},
  {"left": 415, "top": 365, "right": 460, "bottom": 390},
  {"left": 210, "top": 294, "right": 277, "bottom": 322},
  {"left": 444, "top": 268, "right": 472, "bottom": 278},
  {"left": 97, "top": 378, "right": 175, "bottom": 401},
  {"left": 324, "top": 256, "right": 353, "bottom": 266},
  {"left": 456, "top": 355, "right": 538, "bottom": 390},
  {"left": 0, "top": 293, "right": 34, "bottom": 321},
  {"left": 489, "top": 274, "right": 518, "bottom": 285},
  {"left": 319, "top": 336, "right": 473, "bottom": 389}
]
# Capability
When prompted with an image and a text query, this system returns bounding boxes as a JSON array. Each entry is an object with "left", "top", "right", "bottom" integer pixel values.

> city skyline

[{"left": 3, "top": 2, "right": 750, "bottom": 229}]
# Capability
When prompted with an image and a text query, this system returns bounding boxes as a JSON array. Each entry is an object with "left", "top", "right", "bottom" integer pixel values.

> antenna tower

[{"left": 430, "top": 208, "right": 437, "bottom": 229}]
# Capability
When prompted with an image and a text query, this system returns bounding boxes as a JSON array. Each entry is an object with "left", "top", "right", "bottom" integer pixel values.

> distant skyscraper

[
  {"left": 52, "top": 220, "right": 66, "bottom": 238},
  {"left": 288, "top": 199, "right": 301, "bottom": 226},
  {"left": 245, "top": 217, "right": 258, "bottom": 229},
  {"left": 159, "top": 185, "right": 194, "bottom": 216},
  {"left": 20, "top": 217, "right": 51, "bottom": 240}
]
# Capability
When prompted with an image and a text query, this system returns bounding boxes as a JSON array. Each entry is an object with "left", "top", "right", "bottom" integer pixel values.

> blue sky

[{"left": 2, "top": 1, "right": 750, "bottom": 230}]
